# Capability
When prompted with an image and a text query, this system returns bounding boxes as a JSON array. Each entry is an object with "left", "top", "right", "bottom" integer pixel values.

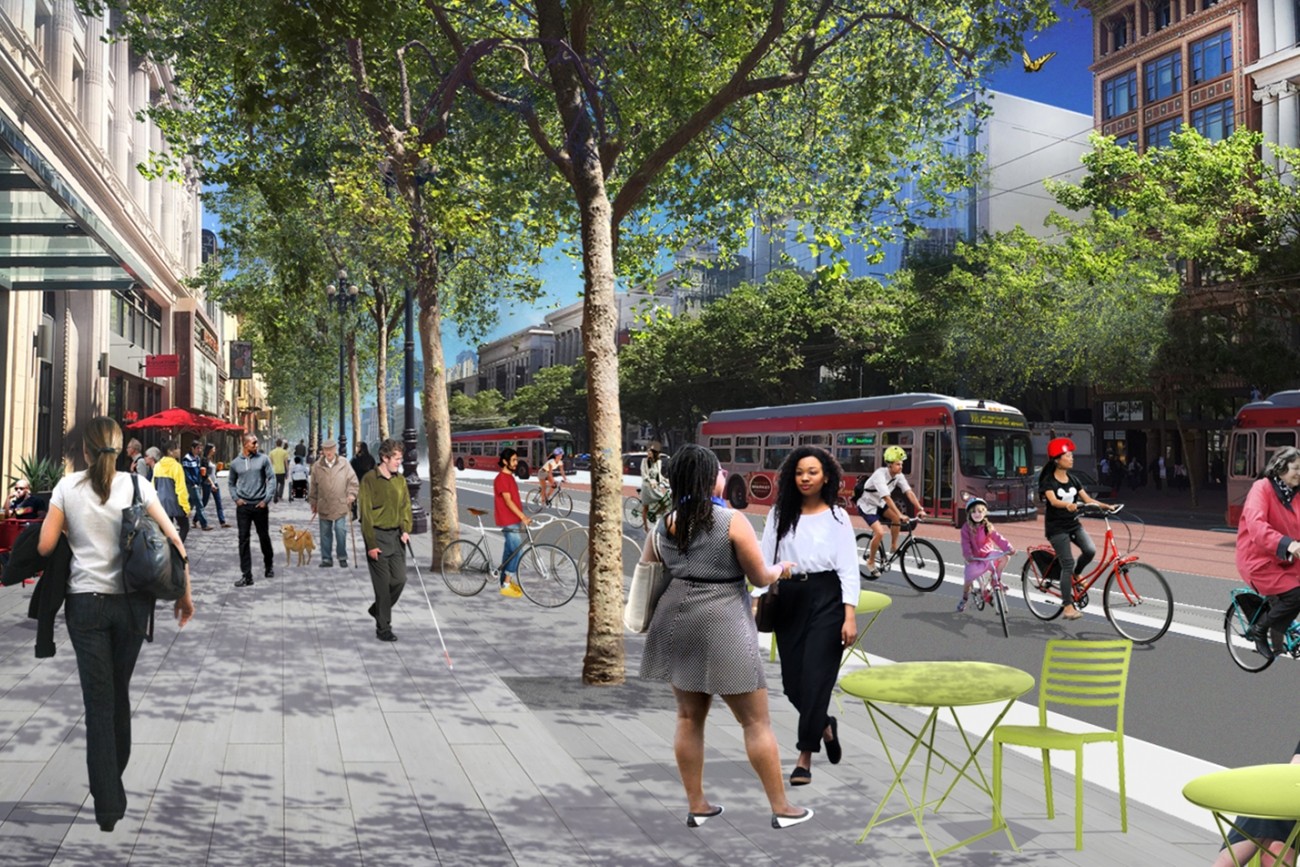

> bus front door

[{"left": 921, "top": 430, "right": 954, "bottom": 523}]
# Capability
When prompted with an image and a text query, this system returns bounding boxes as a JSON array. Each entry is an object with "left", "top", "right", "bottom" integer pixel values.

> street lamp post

[
  {"left": 403, "top": 277, "right": 428, "bottom": 534},
  {"left": 326, "top": 270, "right": 358, "bottom": 458}
]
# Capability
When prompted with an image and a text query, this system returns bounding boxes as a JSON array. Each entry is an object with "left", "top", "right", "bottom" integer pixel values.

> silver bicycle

[{"left": 439, "top": 508, "right": 580, "bottom": 607}]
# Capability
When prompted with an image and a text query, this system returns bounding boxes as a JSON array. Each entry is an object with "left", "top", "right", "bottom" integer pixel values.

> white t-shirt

[
  {"left": 50, "top": 470, "right": 158, "bottom": 595},
  {"left": 758, "top": 506, "right": 861, "bottom": 605},
  {"left": 855, "top": 466, "right": 912, "bottom": 512},
  {"left": 290, "top": 463, "right": 309, "bottom": 481}
]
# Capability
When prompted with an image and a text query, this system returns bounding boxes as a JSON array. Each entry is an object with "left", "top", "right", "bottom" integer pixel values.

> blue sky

[{"left": 443, "top": 2, "right": 1097, "bottom": 364}]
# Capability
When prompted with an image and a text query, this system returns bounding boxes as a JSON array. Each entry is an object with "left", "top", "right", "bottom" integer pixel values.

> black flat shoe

[
  {"left": 686, "top": 804, "right": 723, "bottom": 828},
  {"left": 264, "top": 568, "right": 274, "bottom": 579},
  {"left": 376, "top": 630, "right": 398, "bottom": 642},
  {"left": 97, "top": 818, "right": 118, "bottom": 833},
  {"left": 234, "top": 576, "right": 253, "bottom": 587},
  {"left": 790, "top": 766, "right": 811, "bottom": 786},
  {"left": 824, "top": 716, "right": 842, "bottom": 765},
  {"left": 772, "top": 807, "right": 814, "bottom": 829}
]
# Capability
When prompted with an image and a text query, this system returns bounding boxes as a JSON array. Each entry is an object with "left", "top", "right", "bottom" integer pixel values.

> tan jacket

[{"left": 308, "top": 455, "right": 359, "bottom": 520}]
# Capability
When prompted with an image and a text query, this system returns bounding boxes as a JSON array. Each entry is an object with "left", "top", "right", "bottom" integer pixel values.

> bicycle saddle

[{"left": 467, "top": 507, "right": 488, "bottom": 517}]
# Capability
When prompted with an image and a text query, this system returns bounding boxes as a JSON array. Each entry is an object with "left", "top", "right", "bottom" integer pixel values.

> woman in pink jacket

[
  {"left": 1236, "top": 446, "right": 1300, "bottom": 659},
  {"left": 958, "top": 498, "right": 1014, "bottom": 613}
]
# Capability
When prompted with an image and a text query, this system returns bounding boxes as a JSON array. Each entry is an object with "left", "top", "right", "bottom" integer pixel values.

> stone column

[
  {"left": 83, "top": 15, "right": 105, "bottom": 149},
  {"left": 149, "top": 115, "right": 163, "bottom": 231},
  {"left": 1261, "top": 0, "right": 1277, "bottom": 57},
  {"left": 1278, "top": 82, "right": 1299, "bottom": 158},
  {"left": 50, "top": 0, "right": 74, "bottom": 101},
  {"left": 110, "top": 16, "right": 132, "bottom": 183},
  {"left": 1256, "top": 87, "right": 1280, "bottom": 170},
  {"left": 130, "top": 59, "right": 149, "bottom": 206},
  {"left": 0, "top": 0, "right": 23, "bottom": 27},
  {"left": 1277, "top": 0, "right": 1297, "bottom": 53}
]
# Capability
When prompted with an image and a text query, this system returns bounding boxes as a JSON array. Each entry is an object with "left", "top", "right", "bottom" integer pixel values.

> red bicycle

[{"left": 1020, "top": 504, "right": 1173, "bottom": 644}]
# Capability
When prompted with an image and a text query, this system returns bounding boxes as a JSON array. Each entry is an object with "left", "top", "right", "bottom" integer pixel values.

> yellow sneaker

[{"left": 499, "top": 580, "right": 523, "bottom": 599}]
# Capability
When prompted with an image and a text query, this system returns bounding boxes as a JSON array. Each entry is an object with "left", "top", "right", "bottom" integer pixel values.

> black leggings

[{"left": 1048, "top": 526, "right": 1095, "bottom": 607}]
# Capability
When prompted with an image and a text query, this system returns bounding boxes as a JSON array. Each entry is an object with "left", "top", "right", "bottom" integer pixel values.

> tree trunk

[
  {"left": 412, "top": 221, "right": 457, "bottom": 566},
  {"left": 574, "top": 171, "right": 627, "bottom": 686},
  {"left": 348, "top": 331, "right": 362, "bottom": 457}
]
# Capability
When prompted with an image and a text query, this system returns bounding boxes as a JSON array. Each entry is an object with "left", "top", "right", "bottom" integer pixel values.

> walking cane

[{"left": 406, "top": 541, "right": 454, "bottom": 670}]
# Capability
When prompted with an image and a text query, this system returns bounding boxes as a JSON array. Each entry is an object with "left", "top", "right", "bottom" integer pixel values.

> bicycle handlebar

[
  {"left": 967, "top": 550, "right": 1014, "bottom": 563},
  {"left": 1076, "top": 503, "right": 1124, "bottom": 517}
]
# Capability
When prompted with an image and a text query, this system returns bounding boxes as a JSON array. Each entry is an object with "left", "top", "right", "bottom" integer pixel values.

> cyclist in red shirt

[{"left": 494, "top": 448, "right": 531, "bottom": 598}]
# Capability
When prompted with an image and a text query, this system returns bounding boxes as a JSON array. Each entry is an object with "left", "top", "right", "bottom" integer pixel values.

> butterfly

[{"left": 1022, "top": 49, "right": 1057, "bottom": 72}]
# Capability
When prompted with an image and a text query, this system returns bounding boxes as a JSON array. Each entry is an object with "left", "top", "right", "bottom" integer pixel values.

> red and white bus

[
  {"left": 450, "top": 426, "right": 574, "bottom": 479},
  {"left": 1227, "top": 390, "right": 1300, "bottom": 526},
  {"left": 699, "top": 393, "right": 1036, "bottom": 525}
]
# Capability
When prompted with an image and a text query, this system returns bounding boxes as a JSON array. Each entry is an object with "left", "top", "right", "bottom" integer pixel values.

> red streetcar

[
  {"left": 1227, "top": 390, "right": 1300, "bottom": 526},
  {"left": 450, "top": 426, "right": 574, "bottom": 479},
  {"left": 699, "top": 393, "right": 1036, "bottom": 526}
]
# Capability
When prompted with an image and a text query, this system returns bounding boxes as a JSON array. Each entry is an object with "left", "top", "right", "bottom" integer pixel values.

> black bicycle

[{"left": 856, "top": 518, "right": 945, "bottom": 592}]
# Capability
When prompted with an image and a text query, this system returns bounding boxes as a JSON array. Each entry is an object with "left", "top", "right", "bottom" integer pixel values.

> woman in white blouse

[{"left": 760, "top": 446, "right": 861, "bottom": 787}]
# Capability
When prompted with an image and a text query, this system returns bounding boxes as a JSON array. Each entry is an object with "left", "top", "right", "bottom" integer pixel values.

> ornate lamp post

[
  {"left": 326, "top": 270, "right": 358, "bottom": 458},
  {"left": 403, "top": 276, "right": 428, "bottom": 534}
]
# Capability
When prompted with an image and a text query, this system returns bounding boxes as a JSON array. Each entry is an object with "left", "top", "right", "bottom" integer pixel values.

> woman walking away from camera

[
  {"left": 1039, "top": 437, "right": 1117, "bottom": 620},
  {"left": 38, "top": 417, "right": 194, "bottom": 832},
  {"left": 1237, "top": 446, "right": 1300, "bottom": 661},
  {"left": 760, "top": 446, "right": 859, "bottom": 788},
  {"left": 639, "top": 444, "right": 813, "bottom": 830}
]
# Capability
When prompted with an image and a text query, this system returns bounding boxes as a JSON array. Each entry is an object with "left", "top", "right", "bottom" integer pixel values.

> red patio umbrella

[{"left": 127, "top": 408, "right": 229, "bottom": 432}]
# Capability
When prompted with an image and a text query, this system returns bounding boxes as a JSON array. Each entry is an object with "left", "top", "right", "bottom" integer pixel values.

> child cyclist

[{"left": 958, "top": 498, "right": 1014, "bottom": 612}]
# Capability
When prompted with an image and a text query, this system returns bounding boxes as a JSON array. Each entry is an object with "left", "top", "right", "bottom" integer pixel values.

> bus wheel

[
  {"left": 455, "top": 458, "right": 464, "bottom": 472},
  {"left": 726, "top": 476, "right": 748, "bottom": 509},
  {"left": 516, "top": 461, "right": 530, "bottom": 480}
]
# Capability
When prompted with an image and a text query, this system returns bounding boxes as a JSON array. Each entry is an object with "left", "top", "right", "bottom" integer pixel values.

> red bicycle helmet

[{"left": 1047, "top": 437, "right": 1075, "bottom": 459}]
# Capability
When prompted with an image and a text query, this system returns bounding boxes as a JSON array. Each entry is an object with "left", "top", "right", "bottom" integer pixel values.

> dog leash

[{"left": 406, "top": 540, "right": 453, "bottom": 670}]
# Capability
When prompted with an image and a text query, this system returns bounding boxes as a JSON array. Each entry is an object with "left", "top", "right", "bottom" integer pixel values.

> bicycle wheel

[
  {"left": 855, "top": 532, "right": 877, "bottom": 581},
  {"left": 1103, "top": 562, "right": 1173, "bottom": 644},
  {"left": 525, "top": 488, "right": 545, "bottom": 515},
  {"left": 899, "top": 538, "right": 944, "bottom": 592},
  {"left": 1224, "top": 594, "right": 1273, "bottom": 673},
  {"left": 515, "top": 543, "right": 579, "bottom": 607},
  {"left": 993, "top": 580, "right": 1010, "bottom": 639},
  {"left": 623, "top": 496, "right": 642, "bottom": 525},
  {"left": 439, "top": 540, "right": 490, "bottom": 597},
  {"left": 553, "top": 490, "right": 573, "bottom": 518},
  {"left": 1021, "top": 553, "right": 1063, "bottom": 621}
]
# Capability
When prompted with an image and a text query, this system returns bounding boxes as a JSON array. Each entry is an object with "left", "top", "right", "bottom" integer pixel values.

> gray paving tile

[
  {"left": 207, "top": 743, "right": 285, "bottom": 865},
  {"left": 284, "top": 713, "right": 349, "bottom": 808},
  {"left": 284, "top": 806, "right": 363, "bottom": 866},
  {"left": 342, "top": 761, "right": 438, "bottom": 864}
]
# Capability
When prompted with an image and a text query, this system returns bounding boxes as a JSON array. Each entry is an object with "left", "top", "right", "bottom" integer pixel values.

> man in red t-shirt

[{"left": 494, "top": 448, "right": 530, "bottom": 598}]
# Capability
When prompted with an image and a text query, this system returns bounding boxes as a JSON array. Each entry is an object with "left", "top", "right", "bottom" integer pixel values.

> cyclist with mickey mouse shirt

[
  {"left": 1038, "top": 437, "right": 1118, "bottom": 620},
  {"left": 854, "top": 445, "right": 927, "bottom": 580}
]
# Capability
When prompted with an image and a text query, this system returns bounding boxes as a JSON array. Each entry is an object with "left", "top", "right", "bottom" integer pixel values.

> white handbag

[{"left": 624, "top": 527, "right": 671, "bottom": 633}]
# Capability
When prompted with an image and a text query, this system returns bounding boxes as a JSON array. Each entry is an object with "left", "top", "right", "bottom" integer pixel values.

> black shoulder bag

[{"left": 121, "top": 475, "right": 185, "bottom": 601}]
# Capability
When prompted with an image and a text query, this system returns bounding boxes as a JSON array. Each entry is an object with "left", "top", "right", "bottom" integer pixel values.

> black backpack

[{"left": 852, "top": 474, "right": 868, "bottom": 501}]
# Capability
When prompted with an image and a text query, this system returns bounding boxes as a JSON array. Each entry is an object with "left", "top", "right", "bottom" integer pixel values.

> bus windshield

[{"left": 957, "top": 428, "right": 1032, "bottom": 479}]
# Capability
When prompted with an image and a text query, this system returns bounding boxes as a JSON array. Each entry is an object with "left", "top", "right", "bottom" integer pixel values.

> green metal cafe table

[
  {"left": 1183, "top": 764, "right": 1300, "bottom": 867},
  {"left": 839, "top": 660, "right": 1036, "bottom": 865}
]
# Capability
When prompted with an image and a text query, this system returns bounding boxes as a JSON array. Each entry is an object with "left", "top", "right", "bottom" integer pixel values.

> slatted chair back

[{"left": 1037, "top": 639, "right": 1133, "bottom": 734}]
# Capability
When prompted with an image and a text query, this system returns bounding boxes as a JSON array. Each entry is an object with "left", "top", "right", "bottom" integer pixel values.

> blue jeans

[
  {"left": 188, "top": 484, "right": 209, "bottom": 528},
  {"left": 319, "top": 516, "right": 348, "bottom": 564},
  {"left": 501, "top": 525, "right": 525, "bottom": 580},
  {"left": 202, "top": 481, "right": 226, "bottom": 524},
  {"left": 64, "top": 592, "right": 153, "bottom": 826}
]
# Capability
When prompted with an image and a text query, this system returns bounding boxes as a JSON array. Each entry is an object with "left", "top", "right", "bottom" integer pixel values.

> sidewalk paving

[{"left": 0, "top": 497, "right": 1222, "bottom": 865}]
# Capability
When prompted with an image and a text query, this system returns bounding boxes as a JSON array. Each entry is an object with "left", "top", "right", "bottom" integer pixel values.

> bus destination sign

[
  {"left": 840, "top": 434, "right": 876, "bottom": 446},
  {"left": 957, "top": 410, "right": 1027, "bottom": 429}
]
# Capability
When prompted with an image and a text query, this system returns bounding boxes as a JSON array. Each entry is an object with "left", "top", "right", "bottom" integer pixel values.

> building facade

[
  {"left": 0, "top": 1, "right": 211, "bottom": 477},
  {"left": 1245, "top": 0, "right": 1299, "bottom": 170}
]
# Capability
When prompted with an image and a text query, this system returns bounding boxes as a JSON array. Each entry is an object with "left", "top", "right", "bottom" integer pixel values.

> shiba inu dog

[{"left": 281, "top": 524, "right": 315, "bottom": 566}]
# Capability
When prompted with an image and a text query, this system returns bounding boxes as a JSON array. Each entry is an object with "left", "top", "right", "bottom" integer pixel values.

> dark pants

[
  {"left": 202, "top": 481, "right": 226, "bottom": 524},
  {"left": 367, "top": 527, "right": 406, "bottom": 632},
  {"left": 773, "top": 573, "right": 844, "bottom": 754},
  {"left": 1048, "top": 525, "right": 1096, "bottom": 607},
  {"left": 64, "top": 592, "right": 153, "bottom": 826},
  {"left": 173, "top": 513, "right": 190, "bottom": 544},
  {"left": 1264, "top": 586, "right": 1300, "bottom": 653},
  {"left": 274, "top": 473, "right": 286, "bottom": 502},
  {"left": 237, "top": 502, "right": 274, "bottom": 578}
]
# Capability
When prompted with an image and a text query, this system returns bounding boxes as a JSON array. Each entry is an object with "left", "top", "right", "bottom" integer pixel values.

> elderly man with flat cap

[{"left": 309, "top": 439, "right": 358, "bottom": 568}]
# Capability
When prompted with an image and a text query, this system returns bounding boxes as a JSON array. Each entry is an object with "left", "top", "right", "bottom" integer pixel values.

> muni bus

[
  {"left": 699, "top": 393, "right": 1036, "bottom": 526},
  {"left": 450, "top": 426, "right": 574, "bottom": 479},
  {"left": 1227, "top": 390, "right": 1300, "bottom": 526}
]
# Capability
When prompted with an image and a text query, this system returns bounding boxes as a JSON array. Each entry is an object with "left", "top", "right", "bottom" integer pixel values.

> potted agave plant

[{"left": 11, "top": 454, "right": 65, "bottom": 496}]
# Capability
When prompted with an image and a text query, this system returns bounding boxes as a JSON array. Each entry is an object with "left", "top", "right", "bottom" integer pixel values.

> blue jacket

[
  {"left": 181, "top": 452, "right": 204, "bottom": 487},
  {"left": 228, "top": 451, "right": 276, "bottom": 506}
]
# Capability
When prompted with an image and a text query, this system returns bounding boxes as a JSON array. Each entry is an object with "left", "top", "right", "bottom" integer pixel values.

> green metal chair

[{"left": 992, "top": 638, "right": 1133, "bottom": 850}]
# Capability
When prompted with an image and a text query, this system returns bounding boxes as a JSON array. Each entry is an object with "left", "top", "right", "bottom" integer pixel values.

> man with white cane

[{"left": 358, "top": 439, "right": 411, "bottom": 642}]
